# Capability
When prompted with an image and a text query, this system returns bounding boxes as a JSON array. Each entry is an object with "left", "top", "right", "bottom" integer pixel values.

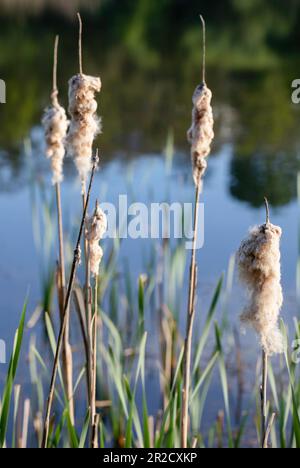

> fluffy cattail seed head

[
  {"left": 86, "top": 202, "right": 107, "bottom": 277},
  {"left": 42, "top": 90, "right": 69, "bottom": 185},
  {"left": 237, "top": 222, "right": 284, "bottom": 356},
  {"left": 187, "top": 83, "right": 214, "bottom": 188},
  {"left": 66, "top": 73, "right": 101, "bottom": 190}
]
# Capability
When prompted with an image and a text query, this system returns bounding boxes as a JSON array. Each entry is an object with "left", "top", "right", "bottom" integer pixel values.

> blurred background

[{"left": 0, "top": 1, "right": 300, "bottom": 441}]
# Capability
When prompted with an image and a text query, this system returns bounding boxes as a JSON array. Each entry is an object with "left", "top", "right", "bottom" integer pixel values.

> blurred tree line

[
  {"left": 1, "top": 0, "right": 300, "bottom": 68},
  {"left": 96, "top": 0, "right": 300, "bottom": 68}
]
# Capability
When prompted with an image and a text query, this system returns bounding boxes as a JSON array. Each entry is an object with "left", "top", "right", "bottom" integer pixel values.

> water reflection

[{"left": 0, "top": 12, "right": 300, "bottom": 209}]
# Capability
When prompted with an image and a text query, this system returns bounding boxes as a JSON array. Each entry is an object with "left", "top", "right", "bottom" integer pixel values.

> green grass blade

[
  {"left": 193, "top": 276, "right": 223, "bottom": 375},
  {"left": 0, "top": 300, "right": 27, "bottom": 448},
  {"left": 65, "top": 409, "right": 79, "bottom": 448},
  {"left": 191, "top": 351, "right": 219, "bottom": 402}
]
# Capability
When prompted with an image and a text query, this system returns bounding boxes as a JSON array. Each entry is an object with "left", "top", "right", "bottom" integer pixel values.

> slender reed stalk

[
  {"left": 66, "top": 13, "right": 101, "bottom": 191},
  {"left": 56, "top": 181, "right": 74, "bottom": 424},
  {"left": 91, "top": 414, "right": 100, "bottom": 449},
  {"left": 77, "top": 12, "right": 83, "bottom": 76},
  {"left": 261, "top": 348, "right": 268, "bottom": 447},
  {"left": 237, "top": 196, "right": 283, "bottom": 449},
  {"left": 20, "top": 399, "right": 30, "bottom": 449},
  {"left": 180, "top": 15, "right": 214, "bottom": 448},
  {"left": 41, "top": 154, "right": 99, "bottom": 449},
  {"left": 43, "top": 36, "right": 74, "bottom": 424},
  {"left": 83, "top": 187, "right": 93, "bottom": 407},
  {"left": 181, "top": 183, "right": 200, "bottom": 448},
  {"left": 263, "top": 412, "right": 276, "bottom": 448},
  {"left": 261, "top": 198, "right": 270, "bottom": 448},
  {"left": 85, "top": 200, "right": 107, "bottom": 444},
  {"left": 91, "top": 275, "right": 98, "bottom": 447},
  {"left": 66, "top": 14, "right": 102, "bottom": 405},
  {"left": 50, "top": 36, "right": 65, "bottom": 318},
  {"left": 82, "top": 183, "right": 92, "bottom": 408}
]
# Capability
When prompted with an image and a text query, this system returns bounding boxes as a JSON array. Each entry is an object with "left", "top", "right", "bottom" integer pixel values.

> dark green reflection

[
  {"left": 0, "top": 1, "right": 300, "bottom": 208},
  {"left": 229, "top": 71, "right": 300, "bottom": 207}
]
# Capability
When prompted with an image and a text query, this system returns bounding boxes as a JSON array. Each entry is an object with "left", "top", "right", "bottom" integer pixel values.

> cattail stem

[
  {"left": 261, "top": 197, "right": 270, "bottom": 448},
  {"left": 263, "top": 412, "right": 276, "bottom": 448},
  {"left": 90, "top": 275, "right": 98, "bottom": 447},
  {"left": 41, "top": 155, "right": 98, "bottom": 449},
  {"left": 55, "top": 183, "right": 65, "bottom": 310},
  {"left": 82, "top": 186, "right": 93, "bottom": 406},
  {"left": 261, "top": 350, "right": 268, "bottom": 448},
  {"left": 199, "top": 15, "right": 206, "bottom": 84},
  {"left": 181, "top": 182, "right": 200, "bottom": 448},
  {"left": 264, "top": 197, "right": 270, "bottom": 225},
  {"left": 91, "top": 414, "right": 100, "bottom": 449},
  {"left": 52, "top": 36, "right": 58, "bottom": 93},
  {"left": 180, "top": 16, "right": 210, "bottom": 448},
  {"left": 51, "top": 35, "right": 74, "bottom": 425}
]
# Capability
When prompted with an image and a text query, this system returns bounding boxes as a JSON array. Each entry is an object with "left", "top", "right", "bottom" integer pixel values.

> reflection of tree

[
  {"left": 231, "top": 72, "right": 296, "bottom": 155},
  {"left": 229, "top": 71, "right": 300, "bottom": 208}
]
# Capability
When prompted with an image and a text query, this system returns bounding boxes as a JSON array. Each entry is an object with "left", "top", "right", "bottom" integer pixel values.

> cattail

[
  {"left": 42, "top": 37, "right": 68, "bottom": 185},
  {"left": 66, "top": 73, "right": 101, "bottom": 188},
  {"left": 187, "top": 84, "right": 214, "bottom": 188},
  {"left": 187, "top": 15, "right": 214, "bottom": 189},
  {"left": 66, "top": 14, "right": 101, "bottom": 190},
  {"left": 237, "top": 222, "right": 284, "bottom": 356},
  {"left": 86, "top": 201, "right": 107, "bottom": 277}
]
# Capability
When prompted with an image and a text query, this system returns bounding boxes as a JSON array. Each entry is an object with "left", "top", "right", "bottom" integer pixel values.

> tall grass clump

[{"left": 180, "top": 15, "right": 214, "bottom": 448}]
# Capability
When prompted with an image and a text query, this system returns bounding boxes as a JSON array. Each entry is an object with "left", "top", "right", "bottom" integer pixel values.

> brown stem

[
  {"left": 52, "top": 36, "right": 58, "bottom": 93},
  {"left": 199, "top": 15, "right": 206, "bottom": 84},
  {"left": 55, "top": 183, "right": 65, "bottom": 311},
  {"left": 261, "top": 197, "right": 270, "bottom": 448},
  {"left": 41, "top": 155, "right": 98, "bottom": 448},
  {"left": 91, "top": 414, "right": 100, "bottom": 449},
  {"left": 91, "top": 275, "right": 98, "bottom": 447},
  {"left": 51, "top": 33, "right": 74, "bottom": 425},
  {"left": 73, "top": 286, "right": 90, "bottom": 373},
  {"left": 261, "top": 350, "right": 268, "bottom": 448},
  {"left": 264, "top": 197, "right": 270, "bottom": 225},
  {"left": 77, "top": 12, "right": 83, "bottom": 75},
  {"left": 180, "top": 183, "right": 200, "bottom": 448},
  {"left": 263, "top": 412, "right": 276, "bottom": 449},
  {"left": 55, "top": 183, "right": 74, "bottom": 425}
]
